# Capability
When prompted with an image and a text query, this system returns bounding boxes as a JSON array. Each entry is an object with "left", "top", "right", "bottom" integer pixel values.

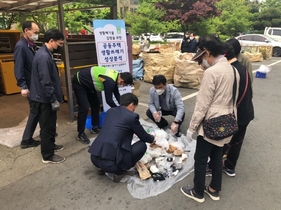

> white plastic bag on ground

[
  {"left": 257, "top": 64, "right": 271, "bottom": 73},
  {"left": 0, "top": 117, "right": 40, "bottom": 148}
]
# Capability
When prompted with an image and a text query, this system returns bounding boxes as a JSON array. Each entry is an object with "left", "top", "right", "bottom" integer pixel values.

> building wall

[{"left": 117, "top": 0, "right": 139, "bottom": 18}]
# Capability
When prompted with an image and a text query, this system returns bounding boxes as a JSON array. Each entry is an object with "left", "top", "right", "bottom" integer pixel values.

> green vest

[{"left": 91, "top": 66, "right": 119, "bottom": 91}]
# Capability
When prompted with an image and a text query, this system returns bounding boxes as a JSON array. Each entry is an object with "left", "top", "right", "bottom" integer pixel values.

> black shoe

[
  {"left": 54, "top": 144, "right": 64, "bottom": 152},
  {"left": 113, "top": 170, "right": 136, "bottom": 182},
  {"left": 97, "top": 169, "right": 105, "bottom": 175},
  {"left": 223, "top": 166, "right": 236, "bottom": 177},
  {"left": 42, "top": 154, "right": 65, "bottom": 164},
  {"left": 175, "top": 131, "right": 182, "bottom": 137},
  {"left": 204, "top": 186, "right": 220, "bottom": 201},
  {"left": 77, "top": 133, "right": 90, "bottom": 144},
  {"left": 180, "top": 186, "right": 205, "bottom": 203},
  {"left": 20, "top": 140, "right": 41, "bottom": 149},
  {"left": 90, "top": 127, "right": 101, "bottom": 134}
]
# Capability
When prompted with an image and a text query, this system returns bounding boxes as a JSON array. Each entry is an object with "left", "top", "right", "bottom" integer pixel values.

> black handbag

[{"left": 202, "top": 66, "right": 239, "bottom": 140}]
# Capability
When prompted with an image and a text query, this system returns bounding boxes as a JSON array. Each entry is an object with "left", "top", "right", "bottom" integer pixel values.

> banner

[{"left": 93, "top": 19, "right": 131, "bottom": 111}]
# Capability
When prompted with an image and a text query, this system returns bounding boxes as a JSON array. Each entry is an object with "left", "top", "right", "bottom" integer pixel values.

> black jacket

[
  {"left": 29, "top": 44, "right": 63, "bottom": 103},
  {"left": 14, "top": 37, "right": 36, "bottom": 89},
  {"left": 232, "top": 61, "right": 254, "bottom": 125},
  {"left": 88, "top": 106, "right": 154, "bottom": 170}
]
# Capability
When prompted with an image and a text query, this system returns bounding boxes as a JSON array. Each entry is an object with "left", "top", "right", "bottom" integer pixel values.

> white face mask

[
  {"left": 190, "top": 37, "right": 194, "bottom": 40},
  {"left": 202, "top": 59, "right": 211, "bottom": 68},
  {"left": 29, "top": 34, "right": 38, "bottom": 42},
  {"left": 156, "top": 89, "right": 165, "bottom": 95}
]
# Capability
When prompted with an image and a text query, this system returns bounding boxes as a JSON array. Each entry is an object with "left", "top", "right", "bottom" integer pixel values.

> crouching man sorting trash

[
  {"left": 146, "top": 75, "right": 185, "bottom": 137},
  {"left": 88, "top": 93, "right": 155, "bottom": 182}
]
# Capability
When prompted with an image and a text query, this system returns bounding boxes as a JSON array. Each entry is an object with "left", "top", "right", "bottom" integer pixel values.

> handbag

[{"left": 202, "top": 66, "right": 238, "bottom": 140}]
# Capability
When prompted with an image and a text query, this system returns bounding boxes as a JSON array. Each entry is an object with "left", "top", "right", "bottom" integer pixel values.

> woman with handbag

[{"left": 180, "top": 35, "right": 240, "bottom": 203}]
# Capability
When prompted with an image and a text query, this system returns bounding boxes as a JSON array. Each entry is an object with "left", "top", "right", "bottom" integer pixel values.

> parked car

[
  {"left": 149, "top": 33, "right": 164, "bottom": 42},
  {"left": 264, "top": 27, "right": 281, "bottom": 42},
  {"left": 236, "top": 34, "right": 281, "bottom": 57},
  {"left": 164, "top": 32, "right": 184, "bottom": 42}
]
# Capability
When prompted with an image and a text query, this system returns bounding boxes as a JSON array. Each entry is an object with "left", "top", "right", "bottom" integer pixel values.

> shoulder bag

[{"left": 202, "top": 66, "right": 239, "bottom": 140}]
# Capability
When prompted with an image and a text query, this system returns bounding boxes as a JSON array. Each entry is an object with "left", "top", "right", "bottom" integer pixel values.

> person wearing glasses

[
  {"left": 29, "top": 28, "right": 65, "bottom": 164},
  {"left": 14, "top": 21, "right": 41, "bottom": 149}
]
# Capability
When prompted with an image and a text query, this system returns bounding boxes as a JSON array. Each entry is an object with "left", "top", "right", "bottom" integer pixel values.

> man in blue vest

[{"left": 72, "top": 67, "right": 133, "bottom": 144}]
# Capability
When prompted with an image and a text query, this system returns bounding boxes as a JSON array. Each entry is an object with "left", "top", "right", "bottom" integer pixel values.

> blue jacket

[
  {"left": 88, "top": 106, "right": 154, "bottom": 170},
  {"left": 29, "top": 44, "right": 63, "bottom": 103},
  {"left": 14, "top": 37, "right": 37, "bottom": 89}
]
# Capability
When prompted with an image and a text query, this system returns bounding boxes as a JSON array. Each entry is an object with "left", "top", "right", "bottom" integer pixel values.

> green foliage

[
  {"left": 24, "top": 3, "right": 110, "bottom": 33},
  {"left": 207, "top": 0, "right": 252, "bottom": 36},
  {"left": 0, "top": 13, "right": 19, "bottom": 29},
  {"left": 125, "top": 1, "right": 180, "bottom": 35}
]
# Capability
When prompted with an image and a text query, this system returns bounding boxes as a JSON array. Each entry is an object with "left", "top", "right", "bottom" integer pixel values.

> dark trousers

[
  {"left": 91, "top": 141, "right": 147, "bottom": 175},
  {"left": 193, "top": 136, "right": 223, "bottom": 196},
  {"left": 21, "top": 97, "right": 40, "bottom": 143},
  {"left": 223, "top": 123, "right": 248, "bottom": 170},
  {"left": 146, "top": 109, "right": 185, "bottom": 131},
  {"left": 72, "top": 77, "right": 100, "bottom": 134},
  {"left": 33, "top": 101, "right": 57, "bottom": 160}
]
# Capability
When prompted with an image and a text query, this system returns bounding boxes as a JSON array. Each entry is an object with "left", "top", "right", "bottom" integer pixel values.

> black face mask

[{"left": 53, "top": 46, "right": 62, "bottom": 53}]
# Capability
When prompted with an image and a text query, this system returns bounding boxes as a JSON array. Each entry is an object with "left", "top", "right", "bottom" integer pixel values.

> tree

[
  {"left": 125, "top": 1, "right": 180, "bottom": 35},
  {"left": 0, "top": 13, "right": 18, "bottom": 29},
  {"left": 206, "top": 0, "right": 252, "bottom": 36},
  {"left": 155, "top": 0, "right": 220, "bottom": 31}
]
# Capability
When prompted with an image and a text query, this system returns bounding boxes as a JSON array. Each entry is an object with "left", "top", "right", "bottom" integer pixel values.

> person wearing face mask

[
  {"left": 146, "top": 74, "right": 185, "bottom": 137},
  {"left": 180, "top": 35, "right": 240, "bottom": 203},
  {"left": 88, "top": 93, "right": 155, "bottom": 182},
  {"left": 29, "top": 28, "right": 65, "bottom": 164},
  {"left": 72, "top": 66, "right": 133, "bottom": 144},
  {"left": 180, "top": 31, "right": 190, "bottom": 53},
  {"left": 14, "top": 21, "right": 41, "bottom": 149},
  {"left": 185, "top": 32, "right": 198, "bottom": 53}
]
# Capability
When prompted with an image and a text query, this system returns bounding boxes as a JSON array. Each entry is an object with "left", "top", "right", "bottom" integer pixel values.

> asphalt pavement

[{"left": 0, "top": 57, "right": 281, "bottom": 210}]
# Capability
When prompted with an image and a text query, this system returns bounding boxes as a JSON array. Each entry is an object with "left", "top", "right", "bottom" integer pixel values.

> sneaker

[
  {"left": 206, "top": 165, "right": 212, "bottom": 177},
  {"left": 20, "top": 140, "right": 41, "bottom": 149},
  {"left": 180, "top": 186, "right": 205, "bottom": 203},
  {"left": 90, "top": 127, "right": 101, "bottom": 134},
  {"left": 54, "top": 144, "right": 64, "bottom": 152},
  {"left": 223, "top": 166, "right": 236, "bottom": 177},
  {"left": 204, "top": 186, "right": 220, "bottom": 201},
  {"left": 42, "top": 154, "right": 65, "bottom": 164},
  {"left": 77, "top": 133, "right": 90, "bottom": 144}
]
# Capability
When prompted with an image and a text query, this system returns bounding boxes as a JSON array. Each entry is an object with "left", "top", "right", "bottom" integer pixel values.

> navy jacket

[
  {"left": 232, "top": 61, "right": 254, "bottom": 125},
  {"left": 88, "top": 106, "right": 154, "bottom": 170},
  {"left": 29, "top": 44, "right": 63, "bottom": 103},
  {"left": 14, "top": 37, "right": 37, "bottom": 89}
]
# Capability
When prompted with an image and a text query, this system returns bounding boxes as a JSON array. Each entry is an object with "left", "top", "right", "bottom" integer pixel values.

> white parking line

[{"left": 138, "top": 59, "right": 281, "bottom": 107}]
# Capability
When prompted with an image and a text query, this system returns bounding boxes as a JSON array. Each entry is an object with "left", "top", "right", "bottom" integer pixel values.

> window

[
  {"left": 239, "top": 35, "right": 253, "bottom": 41},
  {"left": 272, "top": 30, "right": 281, "bottom": 36},
  {"left": 253, "top": 35, "right": 266, "bottom": 42}
]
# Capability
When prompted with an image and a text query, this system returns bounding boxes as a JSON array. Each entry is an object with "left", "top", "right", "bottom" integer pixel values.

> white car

[
  {"left": 149, "top": 33, "right": 164, "bottom": 42},
  {"left": 236, "top": 34, "right": 281, "bottom": 57},
  {"left": 165, "top": 32, "right": 184, "bottom": 42}
]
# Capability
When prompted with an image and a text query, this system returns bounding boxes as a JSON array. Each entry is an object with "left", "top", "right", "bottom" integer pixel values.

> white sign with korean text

[{"left": 93, "top": 20, "right": 131, "bottom": 111}]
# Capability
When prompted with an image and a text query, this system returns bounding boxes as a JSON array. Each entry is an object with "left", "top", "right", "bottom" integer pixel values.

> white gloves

[
  {"left": 170, "top": 122, "right": 179, "bottom": 134},
  {"left": 186, "top": 129, "right": 194, "bottom": 142},
  {"left": 153, "top": 111, "right": 161, "bottom": 122}
]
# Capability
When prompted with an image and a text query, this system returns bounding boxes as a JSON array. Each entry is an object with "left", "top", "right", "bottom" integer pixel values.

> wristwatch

[{"left": 173, "top": 121, "right": 181, "bottom": 124}]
